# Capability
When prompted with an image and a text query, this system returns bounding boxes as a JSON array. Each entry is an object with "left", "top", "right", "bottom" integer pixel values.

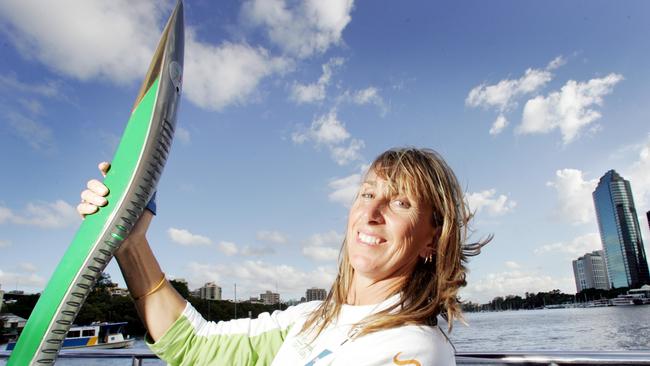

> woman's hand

[
  {"left": 76, "top": 162, "right": 153, "bottom": 241},
  {"left": 77, "top": 162, "right": 111, "bottom": 218}
]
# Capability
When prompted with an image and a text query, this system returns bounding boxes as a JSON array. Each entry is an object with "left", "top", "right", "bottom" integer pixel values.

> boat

[
  {"left": 610, "top": 294, "right": 645, "bottom": 306},
  {"left": 5, "top": 322, "right": 134, "bottom": 351}
]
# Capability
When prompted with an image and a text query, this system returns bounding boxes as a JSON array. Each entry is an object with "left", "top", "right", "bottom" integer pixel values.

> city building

[
  {"left": 109, "top": 287, "right": 129, "bottom": 297},
  {"left": 572, "top": 250, "right": 610, "bottom": 292},
  {"left": 305, "top": 287, "right": 327, "bottom": 302},
  {"left": 199, "top": 282, "right": 222, "bottom": 300},
  {"left": 592, "top": 170, "right": 650, "bottom": 288},
  {"left": 260, "top": 290, "right": 280, "bottom": 305},
  {"left": 0, "top": 284, "right": 4, "bottom": 308}
]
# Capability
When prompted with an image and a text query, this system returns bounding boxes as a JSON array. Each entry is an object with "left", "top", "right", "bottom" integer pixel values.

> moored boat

[{"left": 5, "top": 322, "right": 134, "bottom": 351}]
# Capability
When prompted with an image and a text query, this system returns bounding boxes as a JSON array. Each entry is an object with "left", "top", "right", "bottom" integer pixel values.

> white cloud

[
  {"left": 7, "top": 111, "right": 55, "bottom": 153},
  {"left": 547, "top": 56, "right": 566, "bottom": 70},
  {"left": 518, "top": 73, "right": 623, "bottom": 144},
  {"left": 489, "top": 114, "right": 508, "bottom": 135},
  {"left": 328, "top": 166, "right": 367, "bottom": 207},
  {"left": 466, "top": 189, "right": 516, "bottom": 216},
  {"left": 330, "top": 139, "right": 364, "bottom": 166},
  {"left": 0, "top": 74, "right": 60, "bottom": 98},
  {"left": 0, "top": 2, "right": 292, "bottom": 111},
  {"left": 0, "top": 200, "right": 78, "bottom": 228},
  {"left": 167, "top": 227, "right": 212, "bottom": 246},
  {"left": 187, "top": 260, "right": 335, "bottom": 299},
  {"left": 290, "top": 57, "right": 344, "bottom": 104},
  {"left": 292, "top": 110, "right": 364, "bottom": 165},
  {"left": 462, "top": 269, "right": 574, "bottom": 303},
  {"left": 175, "top": 126, "right": 191, "bottom": 144},
  {"left": 0, "top": 240, "right": 11, "bottom": 248},
  {"left": 0, "top": 268, "right": 46, "bottom": 289},
  {"left": 184, "top": 35, "right": 291, "bottom": 110},
  {"left": 302, "top": 230, "right": 343, "bottom": 261},
  {"left": 625, "top": 136, "right": 650, "bottom": 210},
  {"left": 218, "top": 241, "right": 239, "bottom": 256},
  {"left": 0, "top": 1, "right": 164, "bottom": 84},
  {"left": 546, "top": 169, "right": 597, "bottom": 225},
  {"left": 504, "top": 261, "right": 521, "bottom": 270},
  {"left": 242, "top": 0, "right": 354, "bottom": 58},
  {"left": 256, "top": 230, "right": 288, "bottom": 244},
  {"left": 18, "top": 262, "right": 38, "bottom": 273},
  {"left": 466, "top": 66, "right": 553, "bottom": 111},
  {"left": 534, "top": 232, "right": 601, "bottom": 256},
  {"left": 241, "top": 245, "right": 276, "bottom": 256}
]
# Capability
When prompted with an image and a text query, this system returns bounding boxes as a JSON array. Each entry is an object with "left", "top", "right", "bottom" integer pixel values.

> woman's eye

[
  {"left": 391, "top": 199, "right": 411, "bottom": 209},
  {"left": 360, "top": 192, "right": 373, "bottom": 199}
]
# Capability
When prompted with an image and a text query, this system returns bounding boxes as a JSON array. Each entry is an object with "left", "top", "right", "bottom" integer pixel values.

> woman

[{"left": 78, "top": 147, "right": 486, "bottom": 365}]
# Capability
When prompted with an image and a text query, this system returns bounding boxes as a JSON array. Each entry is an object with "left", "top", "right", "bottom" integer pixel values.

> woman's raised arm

[{"left": 77, "top": 162, "right": 186, "bottom": 341}]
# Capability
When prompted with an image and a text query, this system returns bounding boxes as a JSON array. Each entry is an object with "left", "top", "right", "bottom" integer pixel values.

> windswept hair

[{"left": 300, "top": 147, "right": 490, "bottom": 339}]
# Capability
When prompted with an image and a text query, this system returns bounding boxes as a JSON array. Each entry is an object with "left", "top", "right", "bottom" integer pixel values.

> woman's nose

[{"left": 362, "top": 200, "right": 384, "bottom": 224}]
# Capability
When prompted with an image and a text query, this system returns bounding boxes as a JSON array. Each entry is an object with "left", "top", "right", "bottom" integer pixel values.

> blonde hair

[{"left": 301, "top": 147, "right": 489, "bottom": 339}]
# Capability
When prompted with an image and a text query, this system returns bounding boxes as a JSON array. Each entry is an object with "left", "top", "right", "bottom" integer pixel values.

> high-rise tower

[{"left": 592, "top": 170, "right": 650, "bottom": 288}]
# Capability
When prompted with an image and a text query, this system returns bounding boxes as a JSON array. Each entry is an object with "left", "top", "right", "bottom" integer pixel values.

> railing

[{"left": 1, "top": 350, "right": 650, "bottom": 365}]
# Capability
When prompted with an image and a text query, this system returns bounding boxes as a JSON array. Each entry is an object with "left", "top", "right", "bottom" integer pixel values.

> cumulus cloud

[
  {"left": 0, "top": 74, "right": 61, "bottom": 98},
  {"left": 327, "top": 164, "right": 368, "bottom": 207},
  {"left": 256, "top": 230, "right": 288, "bottom": 244},
  {"left": 167, "top": 227, "right": 212, "bottom": 246},
  {"left": 302, "top": 230, "right": 343, "bottom": 261},
  {"left": 534, "top": 232, "right": 601, "bottom": 256},
  {"left": 290, "top": 57, "right": 344, "bottom": 104},
  {"left": 466, "top": 189, "right": 516, "bottom": 216},
  {"left": 241, "top": 245, "right": 276, "bottom": 256},
  {"left": 187, "top": 260, "right": 335, "bottom": 299},
  {"left": 175, "top": 126, "right": 191, "bottom": 144},
  {"left": 466, "top": 56, "right": 577, "bottom": 136},
  {"left": 6, "top": 111, "right": 56, "bottom": 153},
  {"left": 0, "top": 268, "right": 46, "bottom": 289},
  {"left": 462, "top": 268, "right": 574, "bottom": 303},
  {"left": 292, "top": 110, "right": 364, "bottom": 165},
  {"left": 467, "top": 66, "right": 553, "bottom": 110},
  {"left": 0, "top": 200, "right": 78, "bottom": 228},
  {"left": 489, "top": 114, "right": 508, "bottom": 135},
  {"left": 504, "top": 261, "right": 521, "bottom": 270},
  {"left": 0, "top": 2, "right": 291, "bottom": 111},
  {"left": 339, "top": 86, "right": 388, "bottom": 116},
  {"left": 184, "top": 35, "right": 290, "bottom": 110},
  {"left": 546, "top": 169, "right": 597, "bottom": 225},
  {"left": 624, "top": 136, "right": 650, "bottom": 210},
  {"left": 218, "top": 241, "right": 239, "bottom": 256},
  {"left": 242, "top": 0, "right": 354, "bottom": 58},
  {"left": 518, "top": 73, "right": 623, "bottom": 144},
  {"left": 0, "top": 240, "right": 11, "bottom": 248}
]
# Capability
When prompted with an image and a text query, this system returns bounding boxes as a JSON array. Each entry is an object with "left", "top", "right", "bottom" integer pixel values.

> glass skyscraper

[{"left": 592, "top": 170, "right": 650, "bottom": 288}]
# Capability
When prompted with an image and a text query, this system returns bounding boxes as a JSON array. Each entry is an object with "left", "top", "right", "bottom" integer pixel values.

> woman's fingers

[
  {"left": 98, "top": 161, "right": 111, "bottom": 177},
  {"left": 77, "top": 202, "right": 99, "bottom": 218},
  {"left": 81, "top": 188, "right": 108, "bottom": 207},
  {"left": 87, "top": 179, "right": 109, "bottom": 197}
]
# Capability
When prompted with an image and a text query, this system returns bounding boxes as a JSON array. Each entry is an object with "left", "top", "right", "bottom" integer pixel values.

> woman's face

[{"left": 346, "top": 170, "right": 435, "bottom": 281}]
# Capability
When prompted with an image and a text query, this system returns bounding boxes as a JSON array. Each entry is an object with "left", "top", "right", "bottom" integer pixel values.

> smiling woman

[{"left": 76, "top": 147, "right": 488, "bottom": 366}]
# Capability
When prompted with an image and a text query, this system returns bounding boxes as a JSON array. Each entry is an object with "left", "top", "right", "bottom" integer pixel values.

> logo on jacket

[{"left": 392, "top": 352, "right": 421, "bottom": 366}]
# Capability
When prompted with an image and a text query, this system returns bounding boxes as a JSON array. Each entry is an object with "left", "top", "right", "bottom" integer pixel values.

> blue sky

[{"left": 1, "top": 0, "right": 649, "bottom": 304}]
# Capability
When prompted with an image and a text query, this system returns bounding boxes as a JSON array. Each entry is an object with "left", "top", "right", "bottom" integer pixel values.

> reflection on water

[
  {"left": 449, "top": 306, "right": 650, "bottom": 351},
  {"left": 2, "top": 306, "right": 649, "bottom": 364}
]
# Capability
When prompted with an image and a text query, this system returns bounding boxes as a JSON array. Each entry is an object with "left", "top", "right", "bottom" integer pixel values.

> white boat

[
  {"left": 6, "top": 322, "right": 134, "bottom": 351},
  {"left": 610, "top": 294, "right": 644, "bottom": 306}
]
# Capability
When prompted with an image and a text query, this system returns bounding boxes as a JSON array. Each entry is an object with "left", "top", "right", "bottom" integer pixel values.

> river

[{"left": 2, "top": 306, "right": 649, "bottom": 365}]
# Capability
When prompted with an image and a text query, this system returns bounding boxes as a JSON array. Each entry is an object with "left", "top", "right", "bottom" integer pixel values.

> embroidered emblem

[{"left": 392, "top": 352, "right": 421, "bottom": 366}]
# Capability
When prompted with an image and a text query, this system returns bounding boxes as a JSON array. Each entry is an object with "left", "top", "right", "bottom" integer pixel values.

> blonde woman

[{"left": 78, "top": 147, "right": 487, "bottom": 366}]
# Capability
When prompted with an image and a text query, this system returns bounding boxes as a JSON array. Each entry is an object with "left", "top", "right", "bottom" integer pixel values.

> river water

[{"left": 2, "top": 306, "right": 649, "bottom": 365}]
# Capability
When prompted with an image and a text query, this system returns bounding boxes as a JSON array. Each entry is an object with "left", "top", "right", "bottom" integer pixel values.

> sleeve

[
  {"left": 342, "top": 325, "right": 456, "bottom": 366},
  {"left": 146, "top": 301, "right": 317, "bottom": 366}
]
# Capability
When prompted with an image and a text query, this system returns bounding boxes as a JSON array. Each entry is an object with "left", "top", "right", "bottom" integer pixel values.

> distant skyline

[{"left": 1, "top": 1, "right": 649, "bottom": 304}]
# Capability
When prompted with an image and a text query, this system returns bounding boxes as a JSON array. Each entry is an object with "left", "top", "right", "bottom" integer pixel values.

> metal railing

[{"left": 1, "top": 350, "right": 650, "bottom": 365}]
